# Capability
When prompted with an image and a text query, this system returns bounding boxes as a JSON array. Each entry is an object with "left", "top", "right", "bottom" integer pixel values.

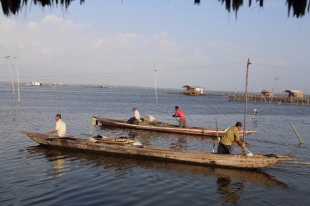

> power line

[
  {"left": 157, "top": 62, "right": 245, "bottom": 72},
  {"left": 253, "top": 62, "right": 310, "bottom": 74}
]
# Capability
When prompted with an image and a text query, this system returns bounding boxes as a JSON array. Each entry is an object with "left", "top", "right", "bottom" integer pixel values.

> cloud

[
  {"left": 194, "top": 48, "right": 201, "bottom": 56},
  {"left": 0, "top": 15, "right": 215, "bottom": 87},
  {"left": 277, "top": 60, "right": 286, "bottom": 66}
]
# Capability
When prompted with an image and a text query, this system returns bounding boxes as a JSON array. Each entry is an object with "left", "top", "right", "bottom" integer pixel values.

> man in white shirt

[
  {"left": 47, "top": 114, "right": 66, "bottom": 137},
  {"left": 127, "top": 108, "right": 140, "bottom": 124}
]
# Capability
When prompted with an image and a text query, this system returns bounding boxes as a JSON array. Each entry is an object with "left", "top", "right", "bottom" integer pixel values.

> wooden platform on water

[{"left": 227, "top": 94, "right": 310, "bottom": 105}]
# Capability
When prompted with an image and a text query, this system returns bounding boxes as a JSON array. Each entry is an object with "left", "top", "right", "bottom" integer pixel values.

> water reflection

[
  {"left": 52, "top": 156, "right": 65, "bottom": 178},
  {"left": 216, "top": 175, "right": 243, "bottom": 205}
]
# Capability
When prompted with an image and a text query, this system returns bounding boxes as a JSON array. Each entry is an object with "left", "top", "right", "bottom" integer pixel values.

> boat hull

[
  {"left": 96, "top": 117, "right": 256, "bottom": 137},
  {"left": 20, "top": 131, "right": 291, "bottom": 169}
]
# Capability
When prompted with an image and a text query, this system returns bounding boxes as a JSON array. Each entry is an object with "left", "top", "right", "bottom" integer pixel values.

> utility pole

[{"left": 5, "top": 56, "right": 16, "bottom": 102}]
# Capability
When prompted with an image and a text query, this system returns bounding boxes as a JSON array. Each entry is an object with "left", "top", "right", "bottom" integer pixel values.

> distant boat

[{"left": 30, "top": 81, "right": 43, "bottom": 86}]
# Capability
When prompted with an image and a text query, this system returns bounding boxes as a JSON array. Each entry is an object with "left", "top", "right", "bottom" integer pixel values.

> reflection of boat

[
  {"left": 26, "top": 145, "right": 289, "bottom": 189},
  {"left": 96, "top": 117, "right": 256, "bottom": 137},
  {"left": 20, "top": 131, "right": 296, "bottom": 169}
]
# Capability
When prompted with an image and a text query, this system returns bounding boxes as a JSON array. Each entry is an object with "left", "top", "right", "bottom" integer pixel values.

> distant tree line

[{"left": 1, "top": 0, "right": 309, "bottom": 18}]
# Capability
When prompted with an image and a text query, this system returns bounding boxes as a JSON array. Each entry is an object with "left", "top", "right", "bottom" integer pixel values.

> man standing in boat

[
  {"left": 47, "top": 114, "right": 66, "bottom": 137},
  {"left": 172, "top": 106, "right": 187, "bottom": 128},
  {"left": 217, "top": 122, "right": 244, "bottom": 154},
  {"left": 127, "top": 108, "right": 141, "bottom": 124}
]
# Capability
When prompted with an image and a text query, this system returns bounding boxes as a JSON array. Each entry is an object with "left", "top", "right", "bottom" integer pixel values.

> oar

[
  {"left": 244, "top": 147, "right": 253, "bottom": 156},
  {"left": 281, "top": 161, "right": 310, "bottom": 166}
]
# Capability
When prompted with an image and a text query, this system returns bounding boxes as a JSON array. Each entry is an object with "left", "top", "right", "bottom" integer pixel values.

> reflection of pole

[
  {"left": 14, "top": 57, "right": 21, "bottom": 102},
  {"left": 5, "top": 56, "right": 16, "bottom": 102},
  {"left": 243, "top": 58, "right": 251, "bottom": 145},
  {"left": 271, "top": 78, "right": 279, "bottom": 102},
  {"left": 155, "top": 69, "right": 158, "bottom": 105}
]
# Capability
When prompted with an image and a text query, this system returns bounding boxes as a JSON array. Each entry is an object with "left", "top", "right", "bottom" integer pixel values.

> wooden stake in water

[
  {"left": 5, "top": 56, "right": 16, "bottom": 102},
  {"left": 155, "top": 69, "right": 158, "bottom": 105},
  {"left": 290, "top": 123, "right": 303, "bottom": 144},
  {"left": 212, "top": 118, "right": 220, "bottom": 153},
  {"left": 243, "top": 58, "right": 251, "bottom": 146},
  {"left": 14, "top": 57, "right": 21, "bottom": 102}
]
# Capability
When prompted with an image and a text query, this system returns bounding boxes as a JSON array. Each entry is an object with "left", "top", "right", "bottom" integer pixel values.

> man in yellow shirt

[{"left": 217, "top": 122, "right": 244, "bottom": 154}]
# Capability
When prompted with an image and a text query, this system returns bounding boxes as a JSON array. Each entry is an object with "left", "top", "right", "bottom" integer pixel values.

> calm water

[{"left": 0, "top": 84, "right": 309, "bottom": 206}]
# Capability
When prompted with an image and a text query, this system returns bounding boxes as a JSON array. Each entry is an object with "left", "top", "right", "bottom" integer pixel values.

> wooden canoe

[
  {"left": 26, "top": 146, "right": 289, "bottom": 188},
  {"left": 96, "top": 117, "right": 256, "bottom": 137},
  {"left": 20, "top": 131, "right": 295, "bottom": 169}
]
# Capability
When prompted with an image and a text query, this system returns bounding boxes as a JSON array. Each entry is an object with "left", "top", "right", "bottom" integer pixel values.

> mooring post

[{"left": 290, "top": 123, "right": 303, "bottom": 144}]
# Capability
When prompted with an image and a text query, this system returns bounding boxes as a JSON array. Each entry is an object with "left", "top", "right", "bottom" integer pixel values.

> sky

[{"left": 0, "top": 0, "right": 310, "bottom": 93}]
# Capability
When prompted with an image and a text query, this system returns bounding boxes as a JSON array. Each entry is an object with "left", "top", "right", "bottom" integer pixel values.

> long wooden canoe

[
  {"left": 96, "top": 117, "right": 256, "bottom": 137},
  {"left": 26, "top": 145, "right": 289, "bottom": 188},
  {"left": 20, "top": 131, "right": 295, "bottom": 169}
]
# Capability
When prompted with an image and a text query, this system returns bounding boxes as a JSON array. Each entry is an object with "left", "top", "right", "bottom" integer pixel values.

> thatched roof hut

[
  {"left": 284, "top": 90, "right": 304, "bottom": 98},
  {"left": 183, "top": 85, "right": 204, "bottom": 95},
  {"left": 1, "top": 0, "right": 309, "bottom": 18},
  {"left": 261, "top": 89, "right": 273, "bottom": 97}
]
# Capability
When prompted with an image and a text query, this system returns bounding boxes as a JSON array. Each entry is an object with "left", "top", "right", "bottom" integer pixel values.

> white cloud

[
  {"left": 195, "top": 48, "right": 201, "bottom": 56},
  {"left": 0, "top": 17, "right": 17, "bottom": 31},
  {"left": 126, "top": 33, "right": 138, "bottom": 38},
  {"left": 0, "top": 15, "right": 262, "bottom": 89},
  {"left": 277, "top": 60, "right": 286, "bottom": 66}
]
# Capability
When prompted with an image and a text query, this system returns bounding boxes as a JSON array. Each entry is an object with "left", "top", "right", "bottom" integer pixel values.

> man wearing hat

[{"left": 217, "top": 122, "right": 244, "bottom": 154}]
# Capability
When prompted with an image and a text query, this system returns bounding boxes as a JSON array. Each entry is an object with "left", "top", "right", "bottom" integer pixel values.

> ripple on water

[{"left": 0, "top": 86, "right": 310, "bottom": 205}]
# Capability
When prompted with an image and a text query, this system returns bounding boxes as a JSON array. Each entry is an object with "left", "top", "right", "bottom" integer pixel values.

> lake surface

[{"left": 0, "top": 84, "right": 309, "bottom": 206}]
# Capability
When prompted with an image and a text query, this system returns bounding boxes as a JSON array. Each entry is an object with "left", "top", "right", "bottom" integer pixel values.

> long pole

[
  {"left": 213, "top": 118, "right": 219, "bottom": 153},
  {"left": 155, "top": 69, "right": 158, "bottom": 105},
  {"left": 5, "top": 56, "right": 16, "bottom": 102},
  {"left": 290, "top": 123, "right": 303, "bottom": 144},
  {"left": 243, "top": 58, "right": 251, "bottom": 146},
  {"left": 14, "top": 57, "right": 21, "bottom": 102},
  {"left": 255, "top": 82, "right": 268, "bottom": 104},
  {"left": 271, "top": 78, "right": 279, "bottom": 102}
]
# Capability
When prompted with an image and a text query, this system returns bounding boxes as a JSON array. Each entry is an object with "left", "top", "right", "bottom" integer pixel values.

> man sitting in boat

[
  {"left": 47, "top": 114, "right": 66, "bottom": 138},
  {"left": 217, "top": 122, "right": 244, "bottom": 154},
  {"left": 127, "top": 108, "right": 141, "bottom": 124},
  {"left": 172, "top": 106, "right": 187, "bottom": 128}
]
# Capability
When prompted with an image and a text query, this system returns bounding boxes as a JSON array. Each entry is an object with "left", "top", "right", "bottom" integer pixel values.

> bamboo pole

[
  {"left": 5, "top": 56, "right": 16, "bottom": 102},
  {"left": 290, "top": 123, "right": 303, "bottom": 144},
  {"left": 213, "top": 118, "right": 219, "bottom": 153},
  {"left": 271, "top": 78, "right": 279, "bottom": 103},
  {"left": 255, "top": 82, "right": 268, "bottom": 104},
  {"left": 14, "top": 57, "right": 21, "bottom": 102},
  {"left": 243, "top": 58, "right": 251, "bottom": 146},
  {"left": 155, "top": 69, "right": 158, "bottom": 105}
]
